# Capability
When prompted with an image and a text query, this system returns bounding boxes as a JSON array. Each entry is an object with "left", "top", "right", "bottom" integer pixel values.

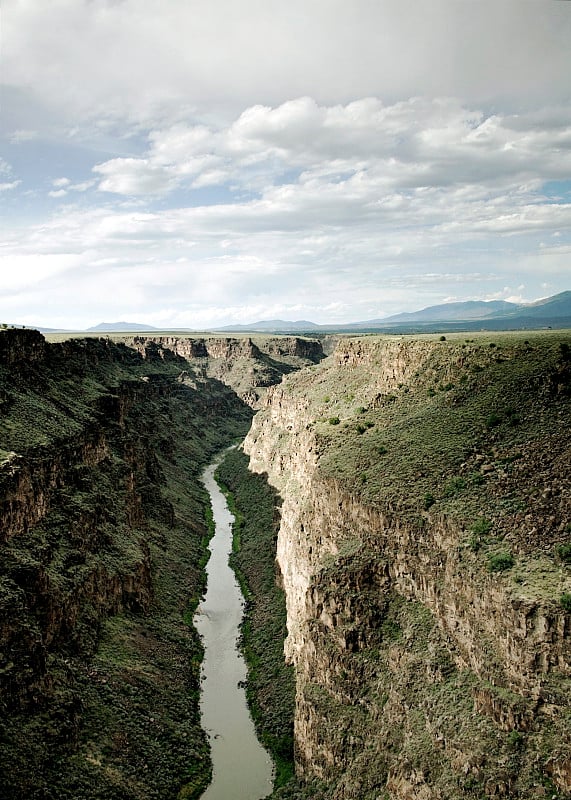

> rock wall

[
  {"left": 245, "top": 334, "right": 571, "bottom": 799},
  {"left": 123, "top": 335, "right": 325, "bottom": 406}
]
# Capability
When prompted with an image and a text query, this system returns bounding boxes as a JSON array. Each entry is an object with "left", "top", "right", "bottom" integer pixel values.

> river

[{"left": 194, "top": 456, "right": 274, "bottom": 800}]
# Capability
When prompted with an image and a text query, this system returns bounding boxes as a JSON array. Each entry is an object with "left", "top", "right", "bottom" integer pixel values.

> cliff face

[
  {"left": 0, "top": 329, "right": 307, "bottom": 799},
  {"left": 245, "top": 332, "right": 571, "bottom": 799},
  {"left": 123, "top": 334, "right": 325, "bottom": 407}
]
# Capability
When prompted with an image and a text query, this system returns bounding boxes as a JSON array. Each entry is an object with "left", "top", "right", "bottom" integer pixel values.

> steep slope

[
  {"left": 245, "top": 330, "right": 571, "bottom": 799},
  {"left": 122, "top": 334, "right": 324, "bottom": 406},
  {"left": 0, "top": 329, "right": 322, "bottom": 800}
]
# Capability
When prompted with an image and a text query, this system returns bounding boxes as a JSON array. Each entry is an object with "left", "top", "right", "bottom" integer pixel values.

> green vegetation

[
  {"left": 488, "top": 551, "right": 515, "bottom": 572},
  {"left": 0, "top": 332, "right": 253, "bottom": 800},
  {"left": 556, "top": 543, "right": 571, "bottom": 564},
  {"left": 248, "top": 329, "right": 571, "bottom": 799},
  {"left": 471, "top": 517, "right": 493, "bottom": 536},
  {"left": 302, "top": 332, "right": 571, "bottom": 539}
]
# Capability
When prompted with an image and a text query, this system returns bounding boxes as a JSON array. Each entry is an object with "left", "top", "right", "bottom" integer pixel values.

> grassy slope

[
  {"left": 303, "top": 332, "right": 571, "bottom": 586},
  {"left": 0, "top": 336, "right": 252, "bottom": 799},
  {"left": 249, "top": 330, "right": 571, "bottom": 799}
]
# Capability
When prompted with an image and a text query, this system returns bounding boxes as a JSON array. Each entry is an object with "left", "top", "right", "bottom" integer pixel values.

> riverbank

[
  {"left": 215, "top": 448, "right": 296, "bottom": 792},
  {"left": 195, "top": 456, "right": 273, "bottom": 800}
]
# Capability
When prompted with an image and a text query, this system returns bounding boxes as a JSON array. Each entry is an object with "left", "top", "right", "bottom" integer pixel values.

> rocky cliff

[
  {"left": 0, "top": 329, "right": 322, "bottom": 800},
  {"left": 122, "top": 334, "right": 324, "bottom": 407},
  {"left": 245, "top": 332, "right": 571, "bottom": 799}
]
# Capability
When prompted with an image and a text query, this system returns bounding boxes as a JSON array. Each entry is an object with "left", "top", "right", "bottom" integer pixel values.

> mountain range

[
  {"left": 217, "top": 291, "right": 571, "bottom": 333},
  {"left": 9, "top": 290, "right": 571, "bottom": 334}
]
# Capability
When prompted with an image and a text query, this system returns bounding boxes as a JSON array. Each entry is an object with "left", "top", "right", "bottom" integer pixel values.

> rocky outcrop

[
  {"left": 245, "top": 334, "right": 571, "bottom": 798},
  {"left": 0, "top": 327, "right": 47, "bottom": 365},
  {"left": 123, "top": 334, "right": 325, "bottom": 406}
]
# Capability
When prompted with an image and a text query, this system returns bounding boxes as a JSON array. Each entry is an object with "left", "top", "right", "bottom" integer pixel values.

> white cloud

[
  {"left": 0, "top": 253, "right": 83, "bottom": 292},
  {"left": 3, "top": 0, "right": 571, "bottom": 131},
  {"left": 93, "top": 158, "right": 178, "bottom": 195},
  {"left": 0, "top": 180, "right": 21, "bottom": 191},
  {"left": 89, "top": 98, "right": 571, "bottom": 204},
  {"left": 1, "top": 2, "right": 570, "bottom": 328}
]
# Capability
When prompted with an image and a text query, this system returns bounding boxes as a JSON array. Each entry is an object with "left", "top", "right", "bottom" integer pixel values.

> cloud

[
  {"left": 2, "top": 0, "right": 571, "bottom": 131},
  {"left": 0, "top": 158, "right": 20, "bottom": 190},
  {"left": 0, "top": 181, "right": 21, "bottom": 192},
  {"left": 1, "top": 2, "right": 570, "bottom": 328},
  {"left": 90, "top": 97, "right": 571, "bottom": 202},
  {"left": 3, "top": 94, "right": 570, "bottom": 326},
  {"left": 9, "top": 129, "right": 38, "bottom": 143},
  {"left": 93, "top": 158, "right": 178, "bottom": 195}
]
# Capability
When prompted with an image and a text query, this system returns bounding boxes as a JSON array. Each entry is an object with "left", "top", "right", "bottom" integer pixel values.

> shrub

[
  {"left": 423, "top": 492, "right": 435, "bottom": 510},
  {"left": 377, "top": 445, "right": 388, "bottom": 455},
  {"left": 443, "top": 476, "right": 466, "bottom": 497},
  {"left": 488, "top": 552, "right": 514, "bottom": 572},
  {"left": 328, "top": 416, "right": 340, "bottom": 425},
  {"left": 555, "top": 543, "right": 571, "bottom": 564},
  {"left": 468, "top": 517, "right": 497, "bottom": 552},
  {"left": 560, "top": 593, "right": 571, "bottom": 612},
  {"left": 507, "top": 731, "right": 524, "bottom": 749},
  {"left": 486, "top": 412, "right": 502, "bottom": 429},
  {"left": 471, "top": 517, "right": 493, "bottom": 536},
  {"left": 439, "top": 335, "right": 446, "bottom": 341}
]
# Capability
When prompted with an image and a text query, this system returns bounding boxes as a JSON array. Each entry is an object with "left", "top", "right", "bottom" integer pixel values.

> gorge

[{"left": 0, "top": 328, "right": 570, "bottom": 800}]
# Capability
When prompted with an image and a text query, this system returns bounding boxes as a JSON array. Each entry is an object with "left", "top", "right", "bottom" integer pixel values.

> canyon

[{"left": 0, "top": 328, "right": 570, "bottom": 799}]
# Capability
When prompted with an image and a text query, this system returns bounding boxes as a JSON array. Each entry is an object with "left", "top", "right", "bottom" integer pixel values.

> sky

[{"left": 1, "top": 0, "right": 570, "bottom": 330}]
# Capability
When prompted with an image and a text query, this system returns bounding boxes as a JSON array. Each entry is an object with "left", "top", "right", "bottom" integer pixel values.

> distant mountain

[
  {"left": 371, "top": 300, "right": 517, "bottom": 324},
  {"left": 217, "top": 319, "right": 320, "bottom": 332},
  {"left": 87, "top": 322, "right": 158, "bottom": 332},
  {"left": 483, "top": 291, "right": 571, "bottom": 321},
  {"left": 10, "top": 291, "right": 569, "bottom": 337},
  {"left": 205, "top": 292, "right": 571, "bottom": 334}
]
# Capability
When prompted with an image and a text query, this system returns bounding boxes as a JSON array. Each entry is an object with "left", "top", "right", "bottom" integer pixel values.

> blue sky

[{"left": 1, "top": 0, "right": 570, "bottom": 330}]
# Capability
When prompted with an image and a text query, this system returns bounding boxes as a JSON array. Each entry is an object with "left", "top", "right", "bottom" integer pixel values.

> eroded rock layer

[
  {"left": 245, "top": 332, "right": 571, "bottom": 799},
  {"left": 0, "top": 329, "right": 321, "bottom": 800}
]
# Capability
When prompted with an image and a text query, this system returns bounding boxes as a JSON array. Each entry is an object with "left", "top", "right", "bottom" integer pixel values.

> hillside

[
  {"left": 0, "top": 329, "right": 322, "bottom": 800},
  {"left": 245, "top": 329, "right": 571, "bottom": 799}
]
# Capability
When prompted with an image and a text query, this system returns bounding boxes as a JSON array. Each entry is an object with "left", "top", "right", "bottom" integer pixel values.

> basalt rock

[{"left": 245, "top": 333, "right": 571, "bottom": 799}]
